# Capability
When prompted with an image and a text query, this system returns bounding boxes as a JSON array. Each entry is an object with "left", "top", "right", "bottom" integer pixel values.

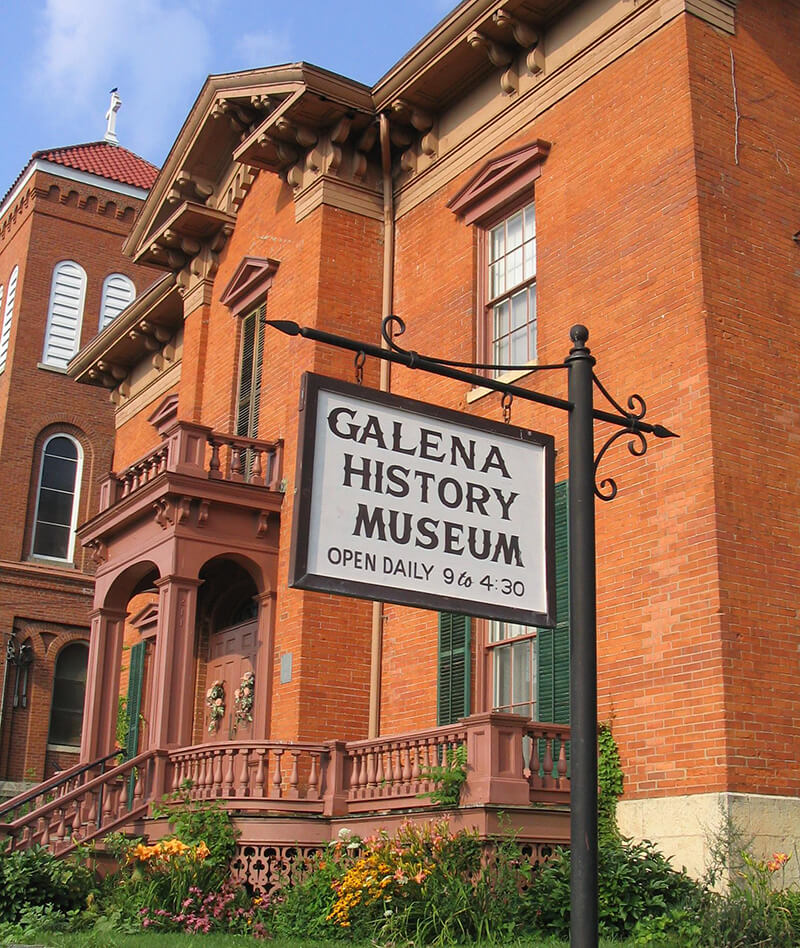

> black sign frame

[{"left": 289, "top": 372, "right": 556, "bottom": 626}]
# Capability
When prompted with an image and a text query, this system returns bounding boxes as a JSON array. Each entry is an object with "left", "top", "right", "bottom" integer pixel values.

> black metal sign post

[
  {"left": 264, "top": 315, "right": 676, "bottom": 948},
  {"left": 566, "top": 325, "right": 599, "bottom": 945}
]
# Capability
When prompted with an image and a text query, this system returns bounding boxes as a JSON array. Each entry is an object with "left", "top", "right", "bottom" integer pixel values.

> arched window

[
  {"left": 42, "top": 261, "right": 87, "bottom": 368},
  {"left": 0, "top": 265, "right": 19, "bottom": 373},
  {"left": 48, "top": 642, "right": 89, "bottom": 747},
  {"left": 99, "top": 273, "right": 135, "bottom": 330},
  {"left": 32, "top": 434, "right": 83, "bottom": 562}
]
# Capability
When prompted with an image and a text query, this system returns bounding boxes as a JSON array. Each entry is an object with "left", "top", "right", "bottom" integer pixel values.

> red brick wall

[{"left": 0, "top": 169, "right": 154, "bottom": 782}]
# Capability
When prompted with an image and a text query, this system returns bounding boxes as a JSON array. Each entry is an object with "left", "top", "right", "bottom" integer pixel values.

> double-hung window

[
  {"left": 447, "top": 140, "right": 549, "bottom": 376},
  {"left": 32, "top": 434, "right": 83, "bottom": 562},
  {"left": 487, "top": 204, "right": 537, "bottom": 374}
]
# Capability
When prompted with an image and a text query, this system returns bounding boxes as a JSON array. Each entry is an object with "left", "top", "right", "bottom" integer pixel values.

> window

[
  {"left": 42, "top": 261, "right": 87, "bottom": 368},
  {"left": 487, "top": 204, "right": 536, "bottom": 374},
  {"left": 32, "top": 434, "right": 83, "bottom": 562},
  {"left": 0, "top": 265, "right": 19, "bottom": 373},
  {"left": 489, "top": 481, "right": 569, "bottom": 723},
  {"left": 236, "top": 304, "right": 266, "bottom": 439},
  {"left": 447, "top": 140, "right": 549, "bottom": 376},
  {"left": 99, "top": 273, "right": 135, "bottom": 330},
  {"left": 48, "top": 642, "right": 89, "bottom": 747}
]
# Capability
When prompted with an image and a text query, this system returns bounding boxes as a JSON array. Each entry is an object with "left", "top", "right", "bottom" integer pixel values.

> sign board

[{"left": 290, "top": 374, "right": 556, "bottom": 626}]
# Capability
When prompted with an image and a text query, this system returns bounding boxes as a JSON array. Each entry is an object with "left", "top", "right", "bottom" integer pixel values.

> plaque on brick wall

[{"left": 290, "top": 373, "right": 556, "bottom": 626}]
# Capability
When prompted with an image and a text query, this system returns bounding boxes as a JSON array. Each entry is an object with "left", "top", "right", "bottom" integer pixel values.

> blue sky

[{"left": 0, "top": 0, "right": 454, "bottom": 189}]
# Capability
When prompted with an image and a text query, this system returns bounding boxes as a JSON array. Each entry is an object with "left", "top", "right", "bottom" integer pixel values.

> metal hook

[
  {"left": 502, "top": 391, "right": 513, "bottom": 424},
  {"left": 354, "top": 350, "right": 366, "bottom": 386}
]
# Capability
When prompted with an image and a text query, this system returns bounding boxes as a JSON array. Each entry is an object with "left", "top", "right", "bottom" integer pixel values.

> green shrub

[
  {"left": 526, "top": 837, "right": 700, "bottom": 941},
  {"left": 417, "top": 742, "right": 468, "bottom": 808},
  {"left": 151, "top": 782, "right": 238, "bottom": 868},
  {"left": 699, "top": 850, "right": 799, "bottom": 947},
  {"left": 0, "top": 844, "right": 94, "bottom": 923},
  {"left": 270, "top": 819, "right": 531, "bottom": 945}
]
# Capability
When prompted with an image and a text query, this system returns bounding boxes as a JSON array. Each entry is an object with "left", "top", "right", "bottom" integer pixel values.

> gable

[{"left": 447, "top": 140, "right": 550, "bottom": 225}]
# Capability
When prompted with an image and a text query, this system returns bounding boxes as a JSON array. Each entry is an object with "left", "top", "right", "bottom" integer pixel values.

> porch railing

[
  {"left": 344, "top": 723, "right": 468, "bottom": 812},
  {"left": 2, "top": 714, "right": 570, "bottom": 855},
  {"left": 99, "top": 421, "right": 283, "bottom": 510},
  {"left": 0, "top": 749, "right": 165, "bottom": 856},
  {"left": 167, "top": 742, "right": 328, "bottom": 813}
]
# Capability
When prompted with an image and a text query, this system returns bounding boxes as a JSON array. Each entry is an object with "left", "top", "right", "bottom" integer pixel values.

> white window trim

[
  {"left": 31, "top": 433, "right": 84, "bottom": 564},
  {"left": 42, "top": 261, "right": 87, "bottom": 368},
  {"left": 0, "top": 265, "right": 19, "bottom": 374}
]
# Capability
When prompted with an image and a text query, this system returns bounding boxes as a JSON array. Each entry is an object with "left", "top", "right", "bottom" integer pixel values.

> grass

[{"left": 1, "top": 934, "right": 636, "bottom": 947}]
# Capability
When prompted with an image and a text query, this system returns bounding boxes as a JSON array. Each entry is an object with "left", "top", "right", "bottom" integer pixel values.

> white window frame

[
  {"left": 488, "top": 620, "right": 538, "bottom": 719},
  {"left": 0, "top": 265, "right": 19, "bottom": 373},
  {"left": 98, "top": 272, "right": 135, "bottom": 331},
  {"left": 42, "top": 261, "right": 87, "bottom": 369},
  {"left": 31, "top": 433, "right": 84, "bottom": 564}
]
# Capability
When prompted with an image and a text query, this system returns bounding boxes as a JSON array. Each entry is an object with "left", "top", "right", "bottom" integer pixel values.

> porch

[{"left": 0, "top": 714, "right": 570, "bottom": 892}]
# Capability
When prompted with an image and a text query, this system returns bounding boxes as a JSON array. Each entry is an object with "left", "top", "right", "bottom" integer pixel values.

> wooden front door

[{"left": 205, "top": 619, "right": 257, "bottom": 741}]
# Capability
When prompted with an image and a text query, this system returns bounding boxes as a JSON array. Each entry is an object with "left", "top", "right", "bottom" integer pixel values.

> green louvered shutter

[
  {"left": 437, "top": 613, "right": 471, "bottom": 726},
  {"left": 537, "top": 481, "right": 570, "bottom": 724},
  {"left": 236, "top": 303, "right": 266, "bottom": 439},
  {"left": 124, "top": 641, "right": 146, "bottom": 758}
]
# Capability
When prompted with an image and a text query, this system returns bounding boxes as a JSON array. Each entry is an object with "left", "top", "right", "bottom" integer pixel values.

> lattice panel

[{"left": 230, "top": 843, "right": 323, "bottom": 896}]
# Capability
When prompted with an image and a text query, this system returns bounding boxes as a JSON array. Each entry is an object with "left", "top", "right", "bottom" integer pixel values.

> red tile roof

[
  {"left": 1, "top": 142, "right": 159, "bottom": 211},
  {"left": 32, "top": 141, "right": 159, "bottom": 190}
]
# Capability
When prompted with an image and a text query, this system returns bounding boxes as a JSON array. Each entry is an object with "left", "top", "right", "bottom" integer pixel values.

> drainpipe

[{"left": 368, "top": 114, "right": 395, "bottom": 739}]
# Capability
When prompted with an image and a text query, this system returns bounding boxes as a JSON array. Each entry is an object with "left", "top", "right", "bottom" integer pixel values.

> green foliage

[
  {"left": 151, "top": 781, "right": 239, "bottom": 869},
  {"left": 526, "top": 837, "right": 701, "bottom": 941},
  {"left": 270, "top": 819, "right": 532, "bottom": 945},
  {"left": 698, "top": 850, "right": 799, "bottom": 947},
  {"left": 0, "top": 844, "right": 94, "bottom": 923},
  {"left": 632, "top": 906, "right": 704, "bottom": 945},
  {"left": 597, "top": 722, "right": 623, "bottom": 843},
  {"left": 116, "top": 696, "right": 129, "bottom": 753},
  {"left": 417, "top": 742, "right": 468, "bottom": 808}
]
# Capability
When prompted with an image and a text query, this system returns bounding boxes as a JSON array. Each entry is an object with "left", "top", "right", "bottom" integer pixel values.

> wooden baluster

[
  {"left": 102, "top": 785, "right": 113, "bottom": 824},
  {"left": 86, "top": 790, "right": 98, "bottom": 831},
  {"left": 223, "top": 750, "right": 235, "bottom": 796},
  {"left": 70, "top": 799, "right": 81, "bottom": 840},
  {"left": 133, "top": 768, "right": 145, "bottom": 808},
  {"left": 375, "top": 747, "right": 385, "bottom": 794},
  {"left": 40, "top": 814, "right": 51, "bottom": 848},
  {"left": 55, "top": 808, "right": 67, "bottom": 844},
  {"left": 230, "top": 444, "right": 245, "bottom": 481},
  {"left": 271, "top": 749, "right": 284, "bottom": 797},
  {"left": 543, "top": 736, "right": 554, "bottom": 788},
  {"left": 411, "top": 743, "right": 421, "bottom": 785},
  {"left": 237, "top": 748, "right": 250, "bottom": 796},
  {"left": 557, "top": 741, "right": 568, "bottom": 787},
  {"left": 288, "top": 751, "right": 300, "bottom": 799},
  {"left": 205, "top": 751, "right": 216, "bottom": 798},
  {"left": 255, "top": 749, "right": 267, "bottom": 797},
  {"left": 213, "top": 750, "right": 224, "bottom": 797},
  {"left": 365, "top": 750, "right": 376, "bottom": 792},
  {"left": 250, "top": 449, "right": 265, "bottom": 486},
  {"left": 171, "top": 756, "right": 181, "bottom": 792},
  {"left": 208, "top": 439, "right": 222, "bottom": 479},
  {"left": 402, "top": 744, "right": 412, "bottom": 787},
  {"left": 348, "top": 752, "right": 360, "bottom": 797},
  {"left": 198, "top": 753, "right": 208, "bottom": 797},
  {"left": 308, "top": 753, "right": 319, "bottom": 800},
  {"left": 393, "top": 746, "right": 403, "bottom": 785},
  {"left": 21, "top": 823, "right": 32, "bottom": 846}
]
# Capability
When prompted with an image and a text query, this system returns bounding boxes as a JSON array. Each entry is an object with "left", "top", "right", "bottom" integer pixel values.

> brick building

[
  {"left": 3, "top": 0, "right": 798, "bottom": 884},
  {"left": 0, "top": 125, "right": 158, "bottom": 795}
]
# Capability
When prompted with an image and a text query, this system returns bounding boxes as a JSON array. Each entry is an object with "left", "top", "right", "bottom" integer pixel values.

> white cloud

[{"left": 31, "top": 0, "right": 214, "bottom": 161}]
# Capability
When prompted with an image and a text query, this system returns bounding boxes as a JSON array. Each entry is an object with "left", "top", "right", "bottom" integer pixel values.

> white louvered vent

[
  {"left": 42, "top": 261, "right": 87, "bottom": 369},
  {"left": 0, "top": 265, "right": 19, "bottom": 373},
  {"left": 99, "top": 273, "right": 135, "bottom": 330}
]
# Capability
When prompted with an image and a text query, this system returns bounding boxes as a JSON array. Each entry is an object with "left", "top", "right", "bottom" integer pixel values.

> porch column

[
  {"left": 81, "top": 607, "right": 127, "bottom": 763},
  {"left": 252, "top": 590, "right": 276, "bottom": 740},
  {"left": 149, "top": 575, "right": 202, "bottom": 749}
]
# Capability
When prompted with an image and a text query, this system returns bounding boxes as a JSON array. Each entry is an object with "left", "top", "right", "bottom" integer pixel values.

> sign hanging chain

[
  {"left": 502, "top": 391, "right": 513, "bottom": 424},
  {"left": 354, "top": 350, "right": 366, "bottom": 386}
]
